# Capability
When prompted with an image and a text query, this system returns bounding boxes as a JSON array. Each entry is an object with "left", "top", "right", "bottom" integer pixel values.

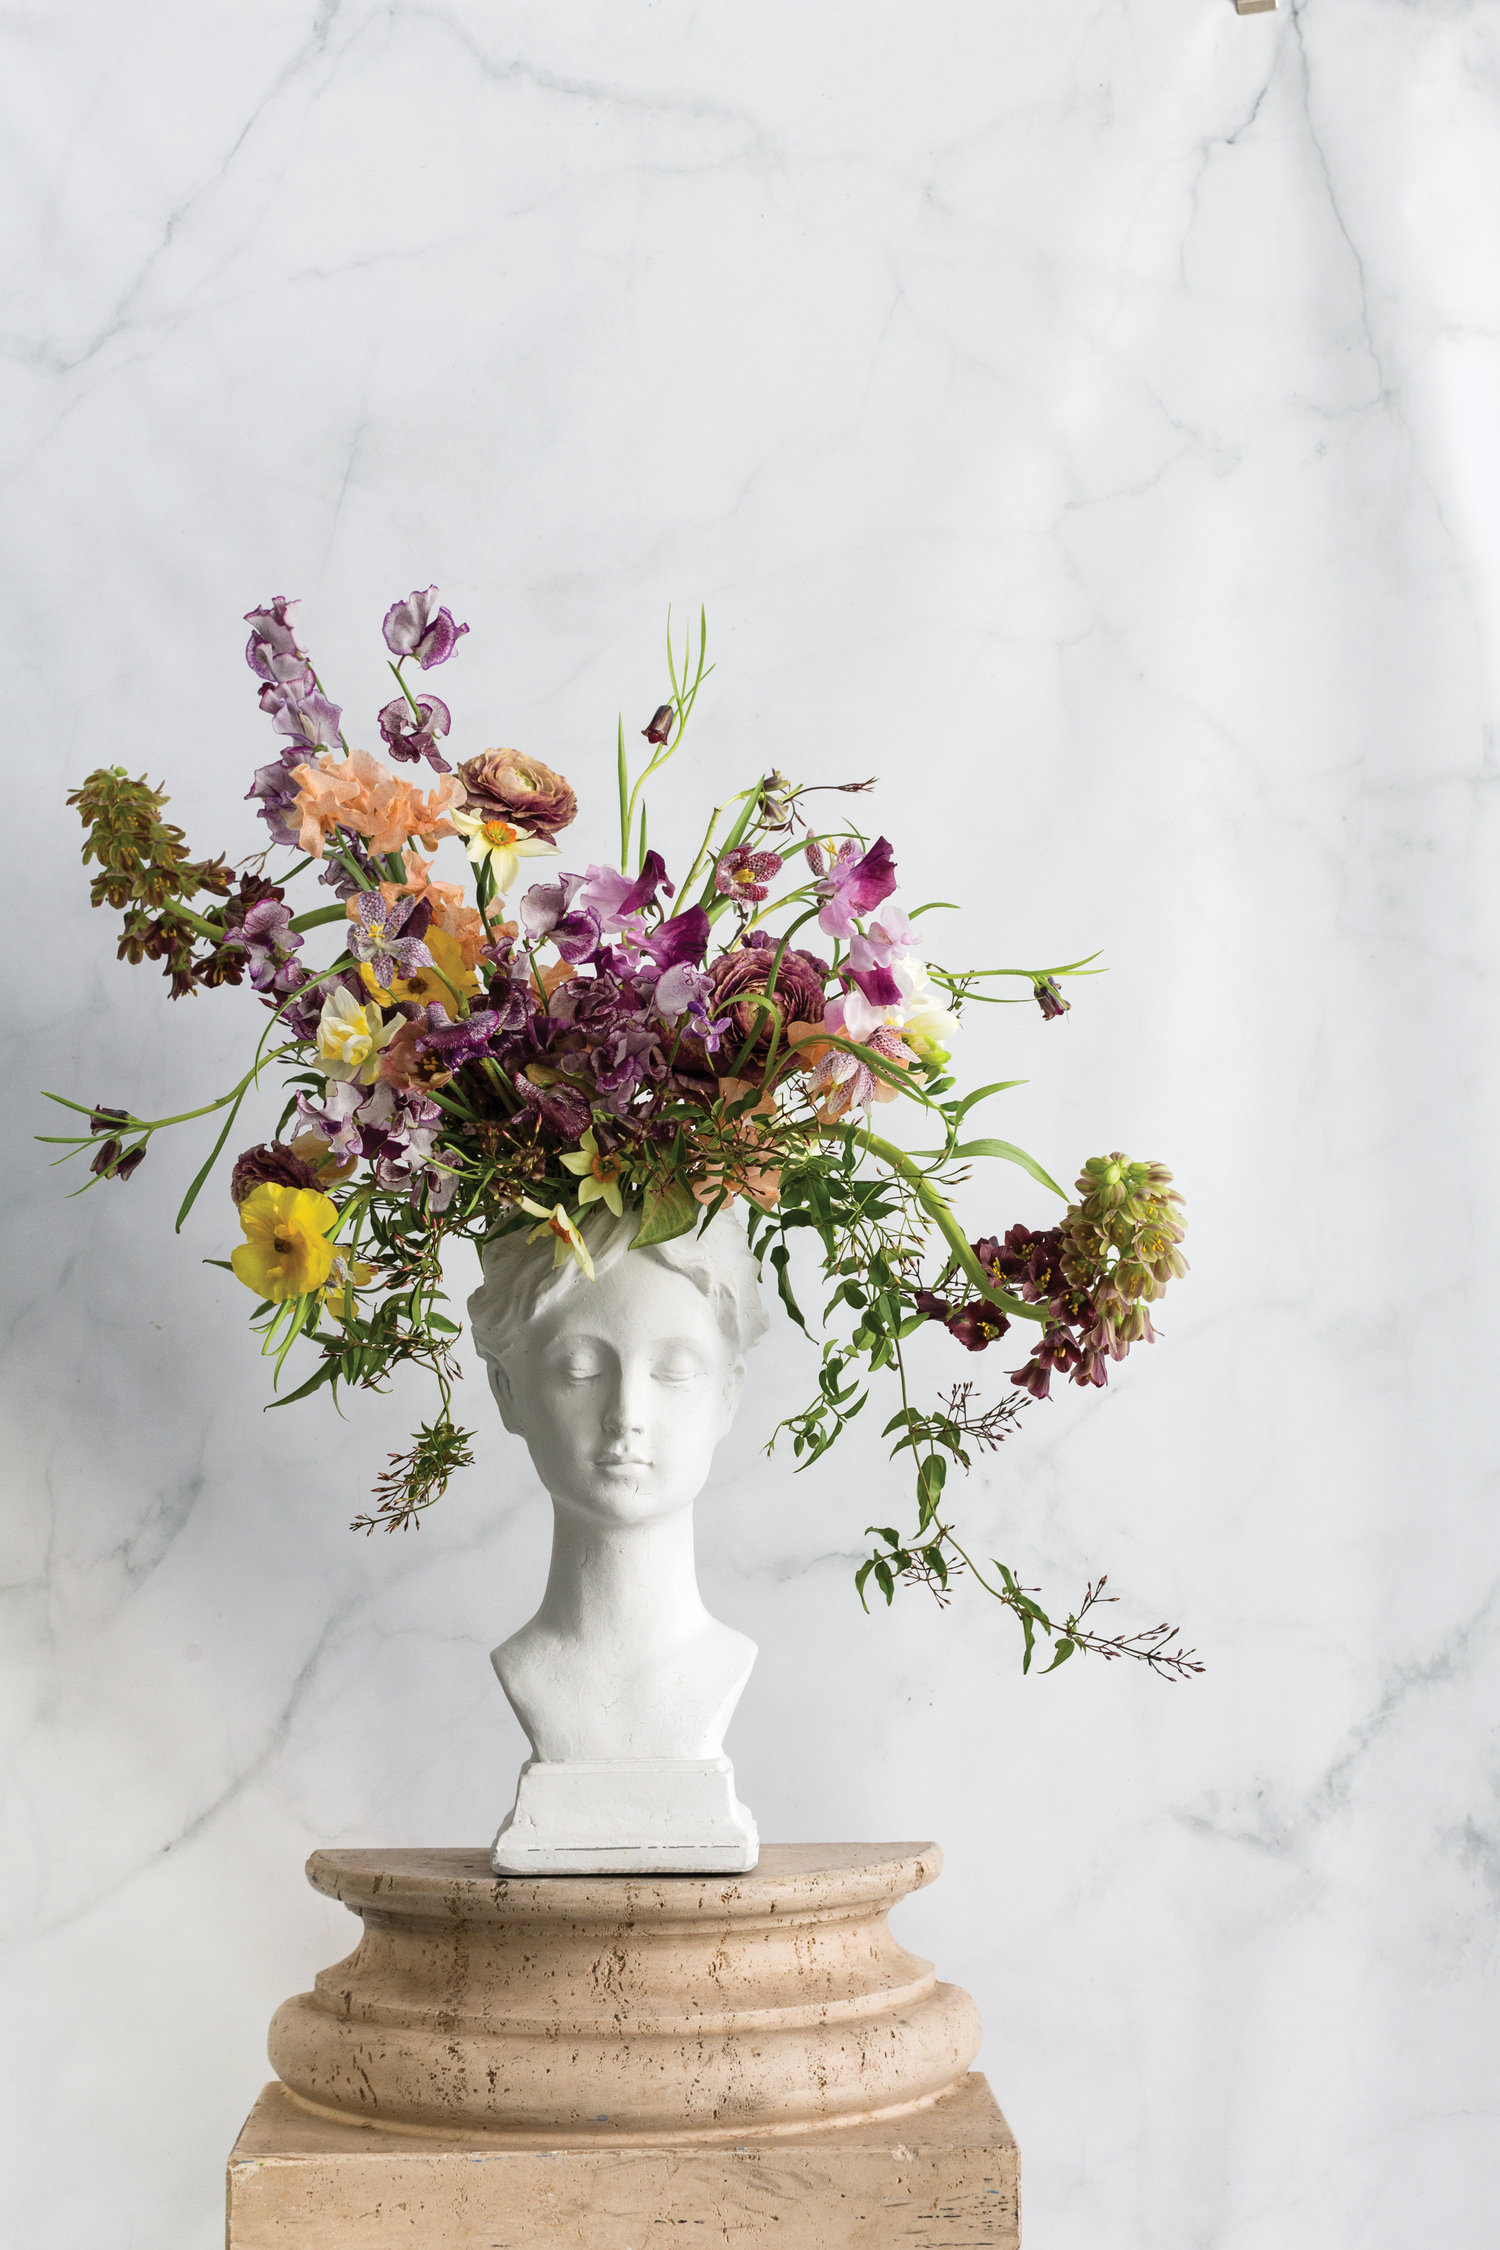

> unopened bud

[{"left": 642, "top": 704, "right": 674, "bottom": 746}]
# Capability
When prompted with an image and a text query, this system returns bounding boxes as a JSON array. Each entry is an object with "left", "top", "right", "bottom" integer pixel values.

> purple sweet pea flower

[
  {"left": 346, "top": 892, "right": 433, "bottom": 986},
  {"left": 222, "top": 897, "right": 305, "bottom": 995},
  {"left": 642, "top": 903, "right": 709, "bottom": 971},
  {"left": 816, "top": 836, "right": 897, "bottom": 939},
  {"left": 378, "top": 692, "right": 452, "bottom": 772},
  {"left": 244, "top": 597, "right": 303, "bottom": 666},
  {"left": 517, "top": 1077, "right": 594, "bottom": 1142},
  {"left": 520, "top": 874, "right": 602, "bottom": 964},
  {"left": 578, "top": 851, "right": 676, "bottom": 934},
  {"left": 654, "top": 962, "right": 713, "bottom": 1020},
  {"left": 418, "top": 1010, "right": 502, "bottom": 1070},
  {"left": 246, "top": 757, "right": 303, "bottom": 849},
  {"left": 591, "top": 1023, "right": 666, "bottom": 1107},
  {"left": 264, "top": 683, "right": 343, "bottom": 750},
  {"left": 382, "top": 587, "right": 469, "bottom": 670}
]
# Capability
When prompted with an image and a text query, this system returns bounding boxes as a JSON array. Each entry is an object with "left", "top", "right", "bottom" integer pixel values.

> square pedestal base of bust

[{"left": 226, "top": 2076, "right": 1019, "bottom": 2248}]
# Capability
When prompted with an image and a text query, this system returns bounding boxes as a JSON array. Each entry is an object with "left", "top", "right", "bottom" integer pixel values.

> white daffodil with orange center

[
  {"left": 518, "top": 1197, "right": 595, "bottom": 1279},
  {"left": 449, "top": 806, "right": 557, "bottom": 896},
  {"left": 559, "top": 1128, "right": 625, "bottom": 1218}
]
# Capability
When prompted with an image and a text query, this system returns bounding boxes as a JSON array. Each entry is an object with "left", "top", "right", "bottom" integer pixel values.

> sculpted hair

[{"left": 468, "top": 1206, "right": 770, "bottom": 1377}]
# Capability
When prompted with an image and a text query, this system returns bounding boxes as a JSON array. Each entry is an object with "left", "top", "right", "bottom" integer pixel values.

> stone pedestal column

[{"left": 229, "top": 1841, "right": 1020, "bottom": 2246}]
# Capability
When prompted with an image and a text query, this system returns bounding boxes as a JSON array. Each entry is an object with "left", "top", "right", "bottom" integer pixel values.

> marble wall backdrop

[{"left": 3, "top": 3, "right": 1496, "bottom": 2244}]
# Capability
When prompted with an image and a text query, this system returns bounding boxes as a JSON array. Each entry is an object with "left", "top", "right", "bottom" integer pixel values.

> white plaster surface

[{"left": 3, "top": 5, "right": 1498, "bottom": 2246}]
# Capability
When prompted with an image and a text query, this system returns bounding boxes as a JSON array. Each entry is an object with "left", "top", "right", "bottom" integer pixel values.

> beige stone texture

[
  {"left": 268, "top": 1841, "right": 982, "bottom": 2140},
  {"left": 227, "top": 2071, "right": 1020, "bottom": 2248}
]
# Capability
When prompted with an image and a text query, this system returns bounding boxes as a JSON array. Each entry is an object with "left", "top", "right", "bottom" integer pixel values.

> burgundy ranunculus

[
  {"left": 705, "top": 932, "right": 830, "bottom": 1068},
  {"left": 229, "top": 1141, "right": 323, "bottom": 1204},
  {"left": 458, "top": 748, "right": 577, "bottom": 840},
  {"left": 382, "top": 586, "right": 469, "bottom": 670}
]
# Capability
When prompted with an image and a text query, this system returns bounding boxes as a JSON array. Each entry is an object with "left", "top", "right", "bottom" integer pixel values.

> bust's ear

[{"left": 488, "top": 1361, "right": 524, "bottom": 1435}]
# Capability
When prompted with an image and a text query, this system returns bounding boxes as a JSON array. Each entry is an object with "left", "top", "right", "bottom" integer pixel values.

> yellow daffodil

[
  {"left": 322, "top": 1250, "right": 377, "bottom": 1323},
  {"left": 559, "top": 1128, "right": 625, "bottom": 1219},
  {"left": 316, "top": 987, "right": 399, "bottom": 1084},
  {"left": 391, "top": 925, "right": 479, "bottom": 1014},
  {"left": 231, "top": 1184, "right": 339, "bottom": 1303},
  {"left": 449, "top": 806, "right": 557, "bottom": 896},
  {"left": 519, "top": 1197, "right": 595, "bottom": 1279}
]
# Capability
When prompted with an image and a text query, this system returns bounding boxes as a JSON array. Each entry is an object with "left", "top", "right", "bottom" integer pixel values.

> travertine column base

[
  {"left": 268, "top": 1841, "right": 981, "bottom": 2140},
  {"left": 227, "top": 2072, "right": 1019, "bottom": 2248}
]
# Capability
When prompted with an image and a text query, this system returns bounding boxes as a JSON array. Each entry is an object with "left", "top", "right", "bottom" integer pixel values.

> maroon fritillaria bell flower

[
  {"left": 1033, "top": 975, "right": 1070, "bottom": 1021},
  {"left": 642, "top": 704, "right": 674, "bottom": 745},
  {"left": 715, "top": 846, "right": 784, "bottom": 906},
  {"left": 382, "top": 587, "right": 469, "bottom": 670}
]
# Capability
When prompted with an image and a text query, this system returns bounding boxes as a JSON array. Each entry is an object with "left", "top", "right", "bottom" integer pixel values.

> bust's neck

[{"left": 537, "top": 1495, "right": 708, "bottom": 1648}]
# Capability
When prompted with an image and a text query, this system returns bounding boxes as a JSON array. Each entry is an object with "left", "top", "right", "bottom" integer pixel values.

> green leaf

[
  {"left": 769, "top": 1243, "right": 809, "bottom": 1332},
  {"left": 949, "top": 1079, "right": 1026, "bottom": 1123},
  {"left": 632, "top": 1178, "right": 699, "bottom": 1248},
  {"left": 1040, "top": 1637, "right": 1076, "bottom": 1675},
  {"left": 950, "top": 1138, "right": 1066, "bottom": 1199}
]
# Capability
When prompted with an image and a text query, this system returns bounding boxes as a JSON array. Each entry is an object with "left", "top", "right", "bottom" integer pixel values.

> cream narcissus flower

[
  {"left": 559, "top": 1128, "right": 625, "bottom": 1218},
  {"left": 894, "top": 956, "right": 960, "bottom": 1067},
  {"left": 449, "top": 806, "right": 557, "bottom": 896},
  {"left": 316, "top": 987, "right": 399, "bottom": 1084},
  {"left": 231, "top": 1184, "right": 339, "bottom": 1303},
  {"left": 519, "top": 1198, "right": 595, "bottom": 1279}
]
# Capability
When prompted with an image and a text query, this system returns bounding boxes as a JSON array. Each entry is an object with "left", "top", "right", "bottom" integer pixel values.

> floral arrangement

[{"left": 49, "top": 594, "right": 1197, "bottom": 1677}]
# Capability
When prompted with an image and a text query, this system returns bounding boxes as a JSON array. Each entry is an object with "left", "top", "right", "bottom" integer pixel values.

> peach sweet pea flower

[{"left": 291, "top": 747, "right": 462, "bottom": 860}]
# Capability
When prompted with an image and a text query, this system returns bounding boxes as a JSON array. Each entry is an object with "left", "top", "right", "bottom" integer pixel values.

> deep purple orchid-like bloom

[
  {"left": 382, "top": 587, "right": 469, "bottom": 670},
  {"left": 517, "top": 1077, "right": 594, "bottom": 1142},
  {"left": 520, "top": 874, "right": 602, "bottom": 964},
  {"left": 346, "top": 892, "right": 433, "bottom": 986},
  {"left": 223, "top": 897, "right": 305, "bottom": 995},
  {"left": 378, "top": 691, "right": 452, "bottom": 772},
  {"left": 641, "top": 904, "right": 709, "bottom": 972},
  {"left": 816, "top": 835, "right": 897, "bottom": 939},
  {"left": 418, "top": 1010, "right": 501, "bottom": 1071}
]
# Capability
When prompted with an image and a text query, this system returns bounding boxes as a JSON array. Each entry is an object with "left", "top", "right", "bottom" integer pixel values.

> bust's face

[{"left": 493, "top": 1254, "right": 742, "bottom": 1525}]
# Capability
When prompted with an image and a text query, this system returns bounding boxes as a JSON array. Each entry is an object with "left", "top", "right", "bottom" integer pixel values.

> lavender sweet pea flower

[
  {"left": 246, "top": 758, "right": 303, "bottom": 849},
  {"left": 816, "top": 836, "right": 897, "bottom": 939},
  {"left": 520, "top": 874, "right": 601, "bottom": 964},
  {"left": 264, "top": 683, "right": 343, "bottom": 750},
  {"left": 578, "top": 851, "right": 676, "bottom": 934},
  {"left": 382, "top": 587, "right": 469, "bottom": 670},
  {"left": 244, "top": 597, "right": 303, "bottom": 665},
  {"left": 223, "top": 898, "right": 304, "bottom": 994},
  {"left": 347, "top": 892, "right": 433, "bottom": 986},
  {"left": 655, "top": 962, "right": 714, "bottom": 1020},
  {"left": 378, "top": 692, "right": 452, "bottom": 772}
]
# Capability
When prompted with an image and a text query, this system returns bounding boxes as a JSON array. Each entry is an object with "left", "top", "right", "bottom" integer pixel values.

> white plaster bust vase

[{"left": 468, "top": 1207, "right": 770, "bottom": 1873}]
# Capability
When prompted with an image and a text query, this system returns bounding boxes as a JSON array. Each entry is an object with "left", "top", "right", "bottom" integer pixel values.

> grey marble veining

[{"left": 3, "top": 3, "right": 1498, "bottom": 2244}]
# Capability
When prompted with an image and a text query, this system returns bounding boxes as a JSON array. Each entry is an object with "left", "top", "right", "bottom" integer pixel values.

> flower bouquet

[{"left": 49, "top": 593, "right": 1197, "bottom": 1677}]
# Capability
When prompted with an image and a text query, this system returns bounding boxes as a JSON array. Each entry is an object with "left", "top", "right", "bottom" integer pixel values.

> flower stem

[{"left": 841, "top": 1127, "right": 1045, "bottom": 1325}]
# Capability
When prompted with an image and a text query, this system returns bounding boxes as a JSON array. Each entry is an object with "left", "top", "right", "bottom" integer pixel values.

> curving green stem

[{"left": 841, "top": 1127, "right": 1046, "bottom": 1326}]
